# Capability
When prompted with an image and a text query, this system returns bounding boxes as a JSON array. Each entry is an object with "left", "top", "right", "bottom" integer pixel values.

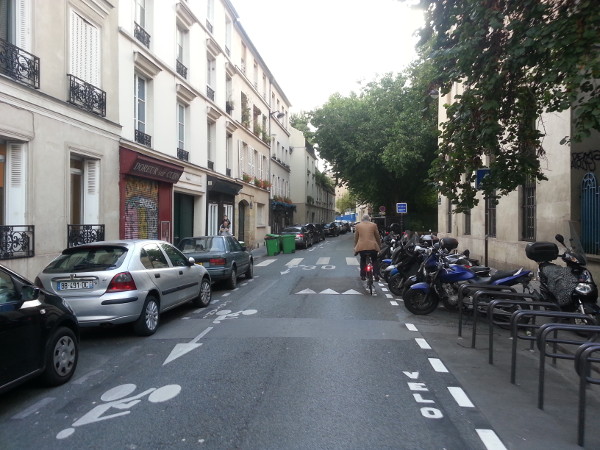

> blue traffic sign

[{"left": 396, "top": 203, "right": 407, "bottom": 214}]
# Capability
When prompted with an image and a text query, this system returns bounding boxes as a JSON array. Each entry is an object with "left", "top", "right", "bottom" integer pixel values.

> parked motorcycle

[
  {"left": 383, "top": 232, "right": 426, "bottom": 291},
  {"left": 402, "top": 237, "right": 532, "bottom": 315},
  {"left": 524, "top": 231, "right": 599, "bottom": 322}
]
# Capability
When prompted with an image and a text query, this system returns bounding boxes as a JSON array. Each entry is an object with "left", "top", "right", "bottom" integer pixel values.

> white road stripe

[
  {"left": 191, "top": 327, "right": 213, "bottom": 344},
  {"left": 286, "top": 258, "right": 303, "bottom": 267},
  {"left": 390, "top": 300, "right": 399, "bottom": 306},
  {"left": 428, "top": 358, "right": 449, "bottom": 373},
  {"left": 386, "top": 294, "right": 393, "bottom": 299},
  {"left": 316, "top": 257, "right": 330, "bottom": 265},
  {"left": 448, "top": 387, "right": 474, "bottom": 407},
  {"left": 255, "top": 259, "right": 276, "bottom": 267},
  {"left": 415, "top": 338, "right": 431, "bottom": 349},
  {"left": 12, "top": 398, "right": 55, "bottom": 419},
  {"left": 476, "top": 429, "right": 507, "bottom": 450},
  {"left": 406, "top": 323, "right": 418, "bottom": 331},
  {"left": 346, "top": 257, "right": 360, "bottom": 266}
]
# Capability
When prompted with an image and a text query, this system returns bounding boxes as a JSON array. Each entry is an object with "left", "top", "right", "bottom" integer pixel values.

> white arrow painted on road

[
  {"left": 341, "top": 289, "right": 361, "bottom": 295},
  {"left": 163, "top": 327, "right": 213, "bottom": 366},
  {"left": 319, "top": 289, "right": 339, "bottom": 294},
  {"left": 296, "top": 288, "right": 316, "bottom": 294}
]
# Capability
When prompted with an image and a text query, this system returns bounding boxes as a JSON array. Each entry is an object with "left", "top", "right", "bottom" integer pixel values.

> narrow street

[{"left": 1, "top": 233, "right": 599, "bottom": 449}]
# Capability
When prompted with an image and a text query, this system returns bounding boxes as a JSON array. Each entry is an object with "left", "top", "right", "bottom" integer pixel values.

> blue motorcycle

[{"left": 403, "top": 237, "right": 532, "bottom": 315}]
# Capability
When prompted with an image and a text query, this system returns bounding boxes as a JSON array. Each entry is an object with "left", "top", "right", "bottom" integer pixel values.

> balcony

[
  {"left": 0, "top": 225, "right": 34, "bottom": 259},
  {"left": 0, "top": 38, "right": 39, "bottom": 89},
  {"left": 134, "top": 22, "right": 151, "bottom": 48},
  {"left": 176, "top": 60, "right": 187, "bottom": 79},
  {"left": 67, "top": 224, "right": 105, "bottom": 248},
  {"left": 177, "top": 148, "right": 189, "bottom": 161},
  {"left": 67, "top": 74, "right": 106, "bottom": 117},
  {"left": 208, "top": 160, "right": 214, "bottom": 170},
  {"left": 135, "top": 129, "right": 152, "bottom": 147},
  {"left": 207, "top": 85, "right": 215, "bottom": 101}
]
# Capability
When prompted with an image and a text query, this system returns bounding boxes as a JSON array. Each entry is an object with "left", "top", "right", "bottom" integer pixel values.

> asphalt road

[{"left": 1, "top": 232, "right": 599, "bottom": 449}]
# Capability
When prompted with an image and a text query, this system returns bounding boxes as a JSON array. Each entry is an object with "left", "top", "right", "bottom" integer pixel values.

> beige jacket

[{"left": 354, "top": 221, "right": 381, "bottom": 252}]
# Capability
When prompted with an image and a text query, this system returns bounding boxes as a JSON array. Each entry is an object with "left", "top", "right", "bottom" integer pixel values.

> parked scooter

[
  {"left": 402, "top": 237, "right": 532, "bottom": 315},
  {"left": 524, "top": 231, "right": 599, "bottom": 320}
]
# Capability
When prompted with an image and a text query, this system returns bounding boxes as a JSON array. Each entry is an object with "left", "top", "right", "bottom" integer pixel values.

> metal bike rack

[
  {"left": 574, "top": 342, "right": 600, "bottom": 447},
  {"left": 486, "top": 298, "right": 559, "bottom": 364},
  {"left": 509, "top": 310, "right": 595, "bottom": 385},
  {"left": 457, "top": 284, "right": 517, "bottom": 338},
  {"left": 535, "top": 323, "right": 600, "bottom": 410}
]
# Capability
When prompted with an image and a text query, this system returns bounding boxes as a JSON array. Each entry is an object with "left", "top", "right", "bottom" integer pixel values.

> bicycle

[{"left": 365, "top": 255, "right": 374, "bottom": 295}]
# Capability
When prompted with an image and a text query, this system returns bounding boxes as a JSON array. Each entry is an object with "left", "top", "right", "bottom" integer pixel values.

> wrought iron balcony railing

[
  {"left": 134, "top": 22, "right": 151, "bottom": 48},
  {"left": 67, "top": 74, "right": 106, "bottom": 117},
  {"left": 208, "top": 160, "right": 214, "bottom": 170},
  {"left": 0, "top": 38, "right": 40, "bottom": 89},
  {"left": 176, "top": 59, "right": 187, "bottom": 79},
  {"left": 67, "top": 224, "right": 105, "bottom": 248},
  {"left": 135, "top": 129, "right": 152, "bottom": 147},
  {"left": 207, "top": 85, "right": 215, "bottom": 101},
  {"left": 177, "top": 148, "right": 189, "bottom": 161},
  {"left": 0, "top": 225, "right": 34, "bottom": 259}
]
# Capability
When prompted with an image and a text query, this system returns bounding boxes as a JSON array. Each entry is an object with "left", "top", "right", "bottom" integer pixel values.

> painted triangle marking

[
  {"left": 163, "top": 343, "right": 202, "bottom": 365},
  {"left": 296, "top": 289, "right": 316, "bottom": 294},
  {"left": 319, "top": 289, "right": 339, "bottom": 294},
  {"left": 342, "top": 289, "right": 361, "bottom": 295}
]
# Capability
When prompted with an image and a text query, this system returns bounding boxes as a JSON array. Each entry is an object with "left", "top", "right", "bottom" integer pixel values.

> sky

[{"left": 231, "top": 0, "right": 425, "bottom": 112}]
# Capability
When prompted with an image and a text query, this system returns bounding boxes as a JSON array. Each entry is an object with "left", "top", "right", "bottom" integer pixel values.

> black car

[
  {"left": 1, "top": 264, "right": 79, "bottom": 394},
  {"left": 177, "top": 235, "right": 253, "bottom": 289},
  {"left": 324, "top": 222, "right": 340, "bottom": 237},
  {"left": 306, "top": 223, "right": 325, "bottom": 242},
  {"left": 281, "top": 226, "right": 311, "bottom": 249}
]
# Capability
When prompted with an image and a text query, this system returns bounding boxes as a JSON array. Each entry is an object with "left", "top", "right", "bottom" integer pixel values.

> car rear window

[
  {"left": 179, "top": 237, "right": 225, "bottom": 253},
  {"left": 44, "top": 246, "right": 127, "bottom": 273},
  {"left": 282, "top": 227, "right": 300, "bottom": 233}
]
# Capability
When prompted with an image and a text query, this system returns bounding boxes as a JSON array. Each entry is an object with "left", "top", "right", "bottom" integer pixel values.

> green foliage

[
  {"left": 416, "top": 0, "right": 600, "bottom": 210},
  {"left": 336, "top": 191, "right": 358, "bottom": 214},
  {"left": 308, "top": 61, "right": 439, "bottom": 215}
]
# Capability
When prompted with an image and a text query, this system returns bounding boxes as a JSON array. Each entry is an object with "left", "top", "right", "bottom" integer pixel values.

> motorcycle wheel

[
  {"left": 403, "top": 289, "right": 439, "bottom": 315},
  {"left": 572, "top": 314, "right": 596, "bottom": 338},
  {"left": 380, "top": 262, "right": 391, "bottom": 281},
  {"left": 492, "top": 303, "right": 531, "bottom": 330},
  {"left": 440, "top": 283, "right": 460, "bottom": 311},
  {"left": 388, "top": 273, "right": 405, "bottom": 296}
]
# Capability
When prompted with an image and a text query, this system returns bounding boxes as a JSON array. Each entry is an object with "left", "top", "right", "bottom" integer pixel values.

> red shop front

[{"left": 119, "top": 148, "right": 183, "bottom": 242}]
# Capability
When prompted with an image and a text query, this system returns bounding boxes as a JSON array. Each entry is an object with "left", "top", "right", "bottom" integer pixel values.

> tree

[
  {"left": 308, "top": 61, "right": 439, "bottom": 216},
  {"left": 416, "top": 0, "right": 600, "bottom": 210},
  {"left": 336, "top": 191, "right": 358, "bottom": 214}
]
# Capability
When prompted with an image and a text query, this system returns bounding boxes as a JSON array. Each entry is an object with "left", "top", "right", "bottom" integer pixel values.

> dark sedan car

[
  {"left": 281, "top": 226, "right": 311, "bottom": 249},
  {"left": 1, "top": 264, "right": 79, "bottom": 394},
  {"left": 177, "top": 236, "right": 253, "bottom": 289},
  {"left": 305, "top": 223, "right": 324, "bottom": 243},
  {"left": 324, "top": 222, "right": 340, "bottom": 237}
]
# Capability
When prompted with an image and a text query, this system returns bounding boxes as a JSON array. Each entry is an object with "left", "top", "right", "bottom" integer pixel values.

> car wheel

[
  {"left": 245, "top": 260, "right": 254, "bottom": 279},
  {"left": 226, "top": 266, "right": 237, "bottom": 289},
  {"left": 193, "top": 277, "right": 212, "bottom": 307},
  {"left": 134, "top": 295, "right": 160, "bottom": 336},
  {"left": 41, "top": 327, "right": 78, "bottom": 386}
]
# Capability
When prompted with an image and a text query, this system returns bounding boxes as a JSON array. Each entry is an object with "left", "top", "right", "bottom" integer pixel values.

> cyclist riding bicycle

[{"left": 354, "top": 214, "right": 381, "bottom": 282}]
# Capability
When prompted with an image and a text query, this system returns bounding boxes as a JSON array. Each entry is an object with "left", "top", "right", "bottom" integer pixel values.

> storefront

[
  {"left": 119, "top": 148, "right": 183, "bottom": 242},
  {"left": 206, "top": 175, "right": 243, "bottom": 235}
]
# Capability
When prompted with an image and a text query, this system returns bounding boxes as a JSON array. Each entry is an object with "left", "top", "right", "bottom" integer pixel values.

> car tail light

[
  {"left": 209, "top": 258, "right": 226, "bottom": 266},
  {"left": 107, "top": 272, "right": 137, "bottom": 292},
  {"left": 298, "top": 234, "right": 304, "bottom": 238}
]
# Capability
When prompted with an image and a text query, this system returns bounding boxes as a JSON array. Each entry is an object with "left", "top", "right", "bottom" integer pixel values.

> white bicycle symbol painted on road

[
  {"left": 212, "top": 309, "right": 258, "bottom": 324},
  {"left": 56, "top": 383, "right": 181, "bottom": 439}
]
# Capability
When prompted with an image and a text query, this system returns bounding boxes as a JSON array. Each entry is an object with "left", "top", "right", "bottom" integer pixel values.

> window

[
  {"left": 70, "top": 155, "right": 100, "bottom": 225},
  {"left": 485, "top": 194, "right": 497, "bottom": 238},
  {"left": 177, "top": 103, "right": 185, "bottom": 150},
  {"left": 225, "top": 16, "right": 232, "bottom": 55},
  {"left": 521, "top": 176, "right": 536, "bottom": 241},
  {"left": 206, "top": 0, "right": 214, "bottom": 31},
  {"left": 176, "top": 26, "right": 187, "bottom": 78},
  {"left": 206, "top": 53, "right": 215, "bottom": 100},
  {"left": 0, "top": 0, "right": 31, "bottom": 51},
  {"left": 464, "top": 209, "right": 471, "bottom": 235},
  {"left": 226, "top": 132, "right": 232, "bottom": 174},
  {"left": 70, "top": 10, "right": 101, "bottom": 87},
  {"left": 224, "top": 204, "right": 233, "bottom": 232},
  {"left": 134, "top": 75, "right": 146, "bottom": 132},
  {"left": 141, "top": 244, "right": 168, "bottom": 269},
  {"left": 135, "top": 0, "right": 146, "bottom": 28},
  {"left": 257, "top": 203, "right": 265, "bottom": 226},
  {"left": 208, "top": 203, "right": 218, "bottom": 235},
  {"left": 160, "top": 243, "right": 187, "bottom": 267},
  {"left": 207, "top": 120, "right": 215, "bottom": 168},
  {"left": 0, "top": 141, "right": 27, "bottom": 225}
]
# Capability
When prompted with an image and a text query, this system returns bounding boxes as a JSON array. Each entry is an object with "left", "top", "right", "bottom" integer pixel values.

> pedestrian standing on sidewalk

[{"left": 354, "top": 214, "right": 381, "bottom": 281}]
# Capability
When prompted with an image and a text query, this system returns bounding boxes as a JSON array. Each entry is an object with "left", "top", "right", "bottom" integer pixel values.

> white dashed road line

[
  {"left": 476, "top": 429, "right": 507, "bottom": 450},
  {"left": 448, "top": 386, "right": 474, "bottom": 407},
  {"left": 415, "top": 338, "right": 431, "bottom": 349}
]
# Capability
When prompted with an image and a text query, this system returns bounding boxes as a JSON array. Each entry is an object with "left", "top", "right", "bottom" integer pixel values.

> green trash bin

[
  {"left": 281, "top": 234, "right": 296, "bottom": 254},
  {"left": 265, "top": 234, "right": 280, "bottom": 256}
]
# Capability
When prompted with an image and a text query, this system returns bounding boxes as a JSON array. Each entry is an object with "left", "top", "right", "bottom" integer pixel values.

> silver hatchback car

[{"left": 35, "top": 240, "right": 212, "bottom": 336}]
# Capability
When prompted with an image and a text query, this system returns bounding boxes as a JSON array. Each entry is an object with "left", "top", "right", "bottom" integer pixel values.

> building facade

[
  {"left": 436, "top": 83, "right": 600, "bottom": 280},
  {"left": 289, "top": 127, "right": 335, "bottom": 225}
]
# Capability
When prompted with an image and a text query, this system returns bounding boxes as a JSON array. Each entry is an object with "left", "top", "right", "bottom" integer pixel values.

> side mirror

[
  {"left": 21, "top": 285, "right": 40, "bottom": 301},
  {"left": 188, "top": 257, "right": 196, "bottom": 265},
  {"left": 555, "top": 234, "right": 565, "bottom": 245}
]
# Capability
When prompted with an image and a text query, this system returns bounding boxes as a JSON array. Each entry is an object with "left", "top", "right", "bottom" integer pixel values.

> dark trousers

[{"left": 359, "top": 250, "right": 379, "bottom": 279}]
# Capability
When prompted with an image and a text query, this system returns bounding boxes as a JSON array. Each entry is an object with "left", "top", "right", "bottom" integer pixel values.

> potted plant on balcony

[{"left": 242, "top": 173, "right": 252, "bottom": 183}]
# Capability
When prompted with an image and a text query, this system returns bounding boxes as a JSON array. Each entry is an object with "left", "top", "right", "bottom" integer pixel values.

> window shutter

[
  {"left": 70, "top": 10, "right": 101, "bottom": 86},
  {"left": 6, "top": 142, "right": 27, "bottom": 225},
  {"left": 83, "top": 159, "right": 100, "bottom": 223},
  {"left": 16, "top": 0, "right": 31, "bottom": 51}
]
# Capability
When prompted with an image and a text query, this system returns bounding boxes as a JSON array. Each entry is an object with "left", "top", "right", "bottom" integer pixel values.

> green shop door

[{"left": 174, "top": 193, "right": 194, "bottom": 244}]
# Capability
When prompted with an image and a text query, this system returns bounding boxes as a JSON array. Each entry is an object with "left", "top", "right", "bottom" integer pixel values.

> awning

[{"left": 207, "top": 175, "right": 243, "bottom": 196}]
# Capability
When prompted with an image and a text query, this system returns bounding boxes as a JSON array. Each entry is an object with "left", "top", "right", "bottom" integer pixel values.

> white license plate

[{"left": 57, "top": 280, "right": 94, "bottom": 290}]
